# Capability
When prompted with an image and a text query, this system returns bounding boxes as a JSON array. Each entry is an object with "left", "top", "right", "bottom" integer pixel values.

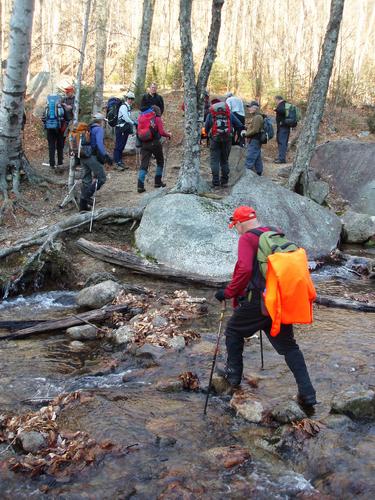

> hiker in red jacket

[
  {"left": 136, "top": 105, "right": 171, "bottom": 193},
  {"left": 214, "top": 205, "right": 317, "bottom": 409}
]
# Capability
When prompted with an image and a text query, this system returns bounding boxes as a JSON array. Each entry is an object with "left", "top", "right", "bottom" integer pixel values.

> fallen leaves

[
  {"left": 291, "top": 418, "right": 323, "bottom": 437},
  {"left": 0, "top": 391, "right": 126, "bottom": 478},
  {"left": 178, "top": 372, "right": 200, "bottom": 391}
]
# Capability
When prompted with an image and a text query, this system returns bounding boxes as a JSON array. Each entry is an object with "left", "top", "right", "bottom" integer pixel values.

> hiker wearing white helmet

[{"left": 113, "top": 91, "right": 136, "bottom": 170}]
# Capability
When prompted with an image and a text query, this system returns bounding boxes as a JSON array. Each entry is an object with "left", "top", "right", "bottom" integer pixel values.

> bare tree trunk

[
  {"left": 133, "top": 0, "right": 155, "bottom": 100},
  {"left": 0, "top": 0, "right": 35, "bottom": 203},
  {"left": 288, "top": 0, "right": 345, "bottom": 194},
  {"left": 92, "top": 0, "right": 108, "bottom": 114},
  {"left": 0, "top": 0, "right": 3, "bottom": 91},
  {"left": 175, "top": 0, "right": 224, "bottom": 194}
]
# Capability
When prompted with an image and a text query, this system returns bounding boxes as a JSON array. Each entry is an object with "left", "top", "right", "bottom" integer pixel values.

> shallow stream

[{"left": 0, "top": 270, "right": 374, "bottom": 498}]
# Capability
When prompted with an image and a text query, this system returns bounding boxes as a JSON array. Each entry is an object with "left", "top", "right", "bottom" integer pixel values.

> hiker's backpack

[
  {"left": 284, "top": 103, "right": 301, "bottom": 127},
  {"left": 210, "top": 102, "right": 231, "bottom": 139},
  {"left": 260, "top": 115, "right": 275, "bottom": 144},
  {"left": 44, "top": 95, "right": 65, "bottom": 129},
  {"left": 68, "top": 122, "right": 89, "bottom": 156},
  {"left": 137, "top": 109, "right": 157, "bottom": 142},
  {"left": 106, "top": 97, "right": 123, "bottom": 127},
  {"left": 248, "top": 228, "right": 298, "bottom": 291}
]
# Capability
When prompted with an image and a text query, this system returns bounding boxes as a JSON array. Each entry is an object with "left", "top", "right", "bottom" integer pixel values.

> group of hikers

[{"left": 42, "top": 83, "right": 299, "bottom": 210}]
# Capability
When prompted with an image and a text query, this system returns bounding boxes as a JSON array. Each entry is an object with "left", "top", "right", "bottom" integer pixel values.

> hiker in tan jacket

[{"left": 241, "top": 101, "right": 264, "bottom": 175}]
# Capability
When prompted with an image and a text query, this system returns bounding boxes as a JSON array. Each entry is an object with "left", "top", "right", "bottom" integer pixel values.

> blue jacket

[
  {"left": 205, "top": 111, "right": 244, "bottom": 136},
  {"left": 90, "top": 123, "right": 107, "bottom": 157}
]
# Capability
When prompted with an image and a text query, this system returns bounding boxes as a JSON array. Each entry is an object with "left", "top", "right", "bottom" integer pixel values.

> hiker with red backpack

[
  {"left": 214, "top": 205, "right": 317, "bottom": 410},
  {"left": 79, "top": 112, "right": 112, "bottom": 212},
  {"left": 113, "top": 91, "right": 136, "bottom": 171},
  {"left": 136, "top": 105, "right": 171, "bottom": 193},
  {"left": 205, "top": 100, "right": 244, "bottom": 188}
]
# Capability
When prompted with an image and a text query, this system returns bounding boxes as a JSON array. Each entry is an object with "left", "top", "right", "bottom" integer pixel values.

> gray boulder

[
  {"left": 135, "top": 344, "right": 166, "bottom": 366},
  {"left": 166, "top": 336, "right": 186, "bottom": 351},
  {"left": 341, "top": 210, "right": 375, "bottom": 243},
  {"left": 66, "top": 324, "right": 98, "bottom": 340},
  {"left": 310, "top": 141, "right": 375, "bottom": 215},
  {"left": 331, "top": 386, "right": 375, "bottom": 420},
  {"left": 308, "top": 180, "right": 329, "bottom": 205},
  {"left": 271, "top": 401, "right": 306, "bottom": 424},
  {"left": 76, "top": 280, "right": 122, "bottom": 309},
  {"left": 18, "top": 431, "right": 47, "bottom": 453},
  {"left": 112, "top": 325, "right": 136, "bottom": 345},
  {"left": 230, "top": 392, "right": 264, "bottom": 423},
  {"left": 228, "top": 146, "right": 247, "bottom": 186}
]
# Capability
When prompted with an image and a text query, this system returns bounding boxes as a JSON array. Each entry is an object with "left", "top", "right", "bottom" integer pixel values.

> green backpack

[
  {"left": 284, "top": 102, "right": 301, "bottom": 127},
  {"left": 248, "top": 228, "right": 298, "bottom": 290}
]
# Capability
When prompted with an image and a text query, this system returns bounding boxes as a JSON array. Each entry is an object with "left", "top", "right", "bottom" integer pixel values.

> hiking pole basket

[{"left": 203, "top": 301, "right": 226, "bottom": 415}]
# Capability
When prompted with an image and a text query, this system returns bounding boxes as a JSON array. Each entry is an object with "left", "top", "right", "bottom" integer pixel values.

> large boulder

[
  {"left": 331, "top": 386, "right": 375, "bottom": 420},
  {"left": 136, "top": 173, "right": 341, "bottom": 280},
  {"left": 310, "top": 141, "right": 375, "bottom": 215},
  {"left": 341, "top": 211, "right": 375, "bottom": 243},
  {"left": 76, "top": 280, "right": 122, "bottom": 309}
]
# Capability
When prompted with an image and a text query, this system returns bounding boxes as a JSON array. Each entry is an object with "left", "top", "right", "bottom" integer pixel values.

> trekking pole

[
  {"left": 89, "top": 180, "right": 98, "bottom": 233},
  {"left": 260, "top": 330, "right": 264, "bottom": 370},
  {"left": 203, "top": 301, "right": 226, "bottom": 415}
]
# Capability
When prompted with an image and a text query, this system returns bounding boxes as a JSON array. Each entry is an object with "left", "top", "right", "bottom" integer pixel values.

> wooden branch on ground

[
  {"left": 315, "top": 295, "right": 375, "bottom": 312},
  {"left": 0, "top": 304, "right": 130, "bottom": 341},
  {"left": 76, "top": 238, "right": 227, "bottom": 287}
]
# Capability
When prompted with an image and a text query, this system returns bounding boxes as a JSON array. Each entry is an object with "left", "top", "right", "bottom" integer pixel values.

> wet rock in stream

[
  {"left": 202, "top": 445, "right": 251, "bottom": 469},
  {"left": 230, "top": 390, "right": 265, "bottom": 423},
  {"left": 134, "top": 344, "right": 166, "bottom": 366},
  {"left": 271, "top": 401, "right": 307, "bottom": 424},
  {"left": 155, "top": 378, "right": 184, "bottom": 393},
  {"left": 18, "top": 430, "right": 48, "bottom": 453},
  {"left": 76, "top": 280, "right": 122, "bottom": 309},
  {"left": 111, "top": 325, "right": 136, "bottom": 345},
  {"left": 66, "top": 324, "right": 99, "bottom": 341},
  {"left": 331, "top": 385, "right": 375, "bottom": 420}
]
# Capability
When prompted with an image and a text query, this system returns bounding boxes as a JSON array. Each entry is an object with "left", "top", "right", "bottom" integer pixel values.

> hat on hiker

[
  {"left": 229, "top": 206, "right": 257, "bottom": 228},
  {"left": 246, "top": 100, "right": 259, "bottom": 108},
  {"left": 92, "top": 112, "right": 106, "bottom": 121},
  {"left": 210, "top": 98, "right": 221, "bottom": 105},
  {"left": 225, "top": 92, "right": 233, "bottom": 98},
  {"left": 64, "top": 85, "right": 74, "bottom": 93},
  {"left": 125, "top": 91, "right": 135, "bottom": 99}
]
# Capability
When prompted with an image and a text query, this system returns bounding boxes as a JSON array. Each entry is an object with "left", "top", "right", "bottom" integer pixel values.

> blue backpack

[
  {"left": 260, "top": 115, "right": 274, "bottom": 144},
  {"left": 44, "top": 95, "right": 65, "bottom": 130}
]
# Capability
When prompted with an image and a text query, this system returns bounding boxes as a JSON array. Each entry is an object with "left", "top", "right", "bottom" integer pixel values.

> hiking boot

[
  {"left": 79, "top": 199, "right": 89, "bottom": 212},
  {"left": 115, "top": 162, "right": 126, "bottom": 171},
  {"left": 212, "top": 181, "right": 220, "bottom": 189},
  {"left": 137, "top": 180, "right": 146, "bottom": 193},
  {"left": 274, "top": 159, "right": 286, "bottom": 164},
  {"left": 154, "top": 175, "right": 166, "bottom": 188},
  {"left": 220, "top": 179, "right": 229, "bottom": 187},
  {"left": 215, "top": 365, "right": 242, "bottom": 388},
  {"left": 297, "top": 393, "right": 317, "bottom": 407}
]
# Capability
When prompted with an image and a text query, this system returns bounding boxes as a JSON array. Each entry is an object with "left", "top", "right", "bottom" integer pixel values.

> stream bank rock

[
  {"left": 18, "top": 430, "right": 47, "bottom": 453},
  {"left": 341, "top": 211, "right": 375, "bottom": 243},
  {"left": 136, "top": 174, "right": 341, "bottom": 279},
  {"left": 230, "top": 391, "right": 265, "bottom": 423},
  {"left": 271, "top": 401, "right": 307, "bottom": 423},
  {"left": 76, "top": 280, "right": 122, "bottom": 309},
  {"left": 310, "top": 140, "right": 375, "bottom": 215},
  {"left": 331, "top": 386, "right": 375, "bottom": 420},
  {"left": 66, "top": 324, "right": 99, "bottom": 340},
  {"left": 112, "top": 325, "right": 136, "bottom": 345}
]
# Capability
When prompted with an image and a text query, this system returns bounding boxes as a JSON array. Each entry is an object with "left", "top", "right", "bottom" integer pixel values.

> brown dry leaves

[
  {"left": 291, "top": 418, "right": 323, "bottom": 438},
  {"left": 113, "top": 290, "right": 206, "bottom": 348},
  {"left": 0, "top": 392, "right": 123, "bottom": 478},
  {"left": 178, "top": 372, "right": 200, "bottom": 391}
]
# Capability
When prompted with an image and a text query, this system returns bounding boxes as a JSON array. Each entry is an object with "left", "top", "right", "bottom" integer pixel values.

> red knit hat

[{"left": 228, "top": 206, "right": 257, "bottom": 228}]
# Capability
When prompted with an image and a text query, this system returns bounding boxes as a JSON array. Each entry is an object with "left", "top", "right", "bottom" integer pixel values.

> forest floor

[{"left": 0, "top": 89, "right": 374, "bottom": 245}]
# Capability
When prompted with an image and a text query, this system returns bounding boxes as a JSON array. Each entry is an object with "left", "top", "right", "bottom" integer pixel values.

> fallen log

[
  {"left": 315, "top": 295, "right": 375, "bottom": 312},
  {"left": 0, "top": 304, "right": 129, "bottom": 341},
  {"left": 76, "top": 238, "right": 226, "bottom": 287},
  {"left": 0, "top": 319, "right": 49, "bottom": 330}
]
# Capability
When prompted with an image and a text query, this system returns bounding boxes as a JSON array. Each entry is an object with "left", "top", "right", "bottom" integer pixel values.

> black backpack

[{"left": 106, "top": 97, "right": 123, "bottom": 127}]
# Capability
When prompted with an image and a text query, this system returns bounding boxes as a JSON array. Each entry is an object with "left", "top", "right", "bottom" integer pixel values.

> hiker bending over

[
  {"left": 214, "top": 205, "right": 317, "bottom": 409},
  {"left": 79, "top": 112, "right": 112, "bottom": 212},
  {"left": 113, "top": 91, "right": 136, "bottom": 171},
  {"left": 136, "top": 105, "right": 171, "bottom": 193},
  {"left": 241, "top": 101, "right": 264, "bottom": 176},
  {"left": 140, "top": 82, "right": 165, "bottom": 115},
  {"left": 205, "top": 100, "right": 244, "bottom": 188},
  {"left": 225, "top": 92, "right": 245, "bottom": 147}
]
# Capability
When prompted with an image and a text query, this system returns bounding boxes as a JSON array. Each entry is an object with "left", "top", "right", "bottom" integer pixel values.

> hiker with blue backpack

[
  {"left": 274, "top": 95, "right": 299, "bottom": 164},
  {"left": 113, "top": 91, "right": 136, "bottom": 171},
  {"left": 42, "top": 95, "right": 66, "bottom": 168}
]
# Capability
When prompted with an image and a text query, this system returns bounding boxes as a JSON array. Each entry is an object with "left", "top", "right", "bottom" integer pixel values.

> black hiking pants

[
  {"left": 138, "top": 139, "right": 164, "bottom": 182},
  {"left": 224, "top": 291, "right": 316, "bottom": 399},
  {"left": 80, "top": 155, "right": 106, "bottom": 201},
  {"left": 210, "top": 137, "right": 231, "bottom": 186},
  {"left": 47, "top": 129, "right": 64, "bottom": 167}
]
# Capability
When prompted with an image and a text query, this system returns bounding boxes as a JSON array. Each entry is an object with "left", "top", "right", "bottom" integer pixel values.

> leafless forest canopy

[{"left": 1, "top": 0, "right": 374, "bottom": 104}]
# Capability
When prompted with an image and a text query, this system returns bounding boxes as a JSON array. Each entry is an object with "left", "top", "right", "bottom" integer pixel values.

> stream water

[{"left": 0, "top": 270, "right": 374, "bottom": 499}]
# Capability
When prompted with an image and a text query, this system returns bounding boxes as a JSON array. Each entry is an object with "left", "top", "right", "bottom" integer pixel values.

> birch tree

[
  {"left": 133, "top": 0, "right": 155, "bottom": 100},
  {"left": 288, "top": 0, "right": 345, "bottom": 194},
  {"left": 176, "top": 0, "right": 224, "bottom": 194},
  {"left": 92, "top": 0, "right": 108, "bottom": 114},
  {"left": 0, "top": 0, "right": 35, "bottom": 206}
]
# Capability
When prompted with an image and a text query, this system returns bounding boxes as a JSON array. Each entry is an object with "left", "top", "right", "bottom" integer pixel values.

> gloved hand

[
  {"left": 240, "top": 130, "right": 247, "bottom": 137},
  {"left": 104, "top": 154, "right": 113, "bottom": 165},
  {"left": 215, "top": 289, "right": 226, "bottom": 302}
]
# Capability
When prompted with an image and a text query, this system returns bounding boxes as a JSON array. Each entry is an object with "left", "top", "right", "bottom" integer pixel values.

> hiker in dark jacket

[
  {"left": 137, "top": 105, "right": 171, "bottom": 193},
  {"left": 274, "top": 95, "right": 290, "bottom": 164},
  {"left": 214, "top": 205, "right": 317, "bottom": 409},
  {"left": 79, "top": 112, "right": 112, "bottom": 212},
  {"left": 242, "top": 101, "right": 264, "bottom": 176},
  {"left": 113, "top": 91, "right": 136, "bottom": 171},
  {"left": 205, "top": 102, "right": 244, "bottom": 187},
  {"left": 61, "top": 86, "right": 75, "bottom": 123},
  {"left": 140, "top": 82, "right": 164, "bottom": 115}
]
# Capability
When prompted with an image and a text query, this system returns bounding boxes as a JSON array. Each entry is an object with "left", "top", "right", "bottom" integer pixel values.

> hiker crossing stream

[{"left": 0, "top": 269, "right": 374, "bottom": 498}]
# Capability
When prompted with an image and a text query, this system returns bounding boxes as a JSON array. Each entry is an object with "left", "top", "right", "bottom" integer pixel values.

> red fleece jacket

[
  {"left": 224, "top": 227, "right": 270, "bottom": 306},
  {"left": 155, "top": 116, "right": 170, "bottom": 138}
]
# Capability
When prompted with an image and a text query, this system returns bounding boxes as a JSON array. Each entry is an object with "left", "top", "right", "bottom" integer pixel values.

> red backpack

[
  {"left": 210, "top": 102, "right": 231, "bottom": 139},
  {"left": 137, "top": 110, "right": 157, "bottom": 142}
]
